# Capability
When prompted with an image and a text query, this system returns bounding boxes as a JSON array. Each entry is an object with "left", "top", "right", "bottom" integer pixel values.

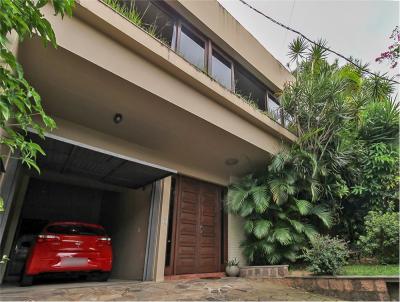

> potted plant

[{"left": 225, "top": 258, "right": 240, "bottom": 277}]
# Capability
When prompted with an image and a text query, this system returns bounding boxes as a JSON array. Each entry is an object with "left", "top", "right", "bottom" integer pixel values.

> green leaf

[
  {"left": 239, "top": 201, "right": 253, "bottom": 217},
  {"left": 295, "top": 199, "right": 312, "bottom": 215},
  {"left": 261, "top": 242, "right": 275, "bottom": 254},
  {"left": 252, "top": 185, "right": 270, "bottom": 213},
  {"left": 289, "top": 219, "right": 305, "bottom": 233},
  {"left": 244, "top": 220, "right": 254, "bottom": 234},
  {"left": 253, "top": 220, "right": 272, "bottom": 239},
  {"left": 273, "top": 227, "right": 292, "bottom": 245},
  {"left": 303, "top": 224, "right": 319, "bottom": 241},
  {"left": 311, "top": 205, "right": 333, "bottom": 228},
  {"left": 267, "top": 251, "right": 282, "bottom": 264}
]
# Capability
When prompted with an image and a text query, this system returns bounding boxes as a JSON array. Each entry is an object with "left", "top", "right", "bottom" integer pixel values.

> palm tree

[{"left": 227, "top": 151, "right": 332, "bottom": 265}]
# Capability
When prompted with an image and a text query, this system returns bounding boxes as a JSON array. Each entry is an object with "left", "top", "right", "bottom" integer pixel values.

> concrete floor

[{"left": 0, "top": 278, "right": 337, "bottom": 301}]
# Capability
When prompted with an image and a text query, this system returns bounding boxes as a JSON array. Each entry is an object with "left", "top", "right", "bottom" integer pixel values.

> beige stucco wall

[
  {"left": 227, "top": 213, "right": 247, "bottom": 267},
  {"left": 100, "top": 186, "right": 152, "bottom": 280},
  {"left": 41, "top": 1, "right": 296, "bottom": 146}
]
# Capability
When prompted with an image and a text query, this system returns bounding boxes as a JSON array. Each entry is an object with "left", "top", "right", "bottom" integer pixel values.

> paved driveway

[{"left": 0, "top": 278, "right": 335, "bottom": 301}]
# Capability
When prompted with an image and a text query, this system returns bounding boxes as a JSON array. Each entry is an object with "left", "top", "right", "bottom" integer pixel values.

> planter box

[
  {"left": 274, "top": 276, "right": 399, "bottom": 301},
  {"left": 239, "top": 265, "right": 288, "bottom": 278}
]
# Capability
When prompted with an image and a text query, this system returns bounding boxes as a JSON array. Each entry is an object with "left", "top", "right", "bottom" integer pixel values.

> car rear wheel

[{"left": 20, "top": 273, "right": 34, "bottom": 286}]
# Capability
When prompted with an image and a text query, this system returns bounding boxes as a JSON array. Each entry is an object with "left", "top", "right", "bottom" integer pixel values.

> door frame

[{"left": 164, "top": 175, "right": 227, "bottom": 275}]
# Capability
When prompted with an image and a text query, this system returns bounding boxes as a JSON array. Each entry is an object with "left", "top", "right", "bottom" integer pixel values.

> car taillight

[
  {"left": 37, "top": 234, "right": 60, "bottom": 243},
  {"left": 97, "top": 237, "right": 111, "bottom": 245}
]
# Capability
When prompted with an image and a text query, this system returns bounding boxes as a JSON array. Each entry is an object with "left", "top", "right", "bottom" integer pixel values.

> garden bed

[
  {"left": 274, "top": 276, "right": 399, "bottom": 301},
  {"left": 289, "top": 264, "right": 399, "bottom": 277},
  {"left": 342, "top": 265, "right": 399, "bottom": 276}
]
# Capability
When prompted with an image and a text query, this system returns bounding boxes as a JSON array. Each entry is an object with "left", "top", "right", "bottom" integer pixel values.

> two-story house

[{"left": 0, "top": 0, "right": 295, "bottom": 283}]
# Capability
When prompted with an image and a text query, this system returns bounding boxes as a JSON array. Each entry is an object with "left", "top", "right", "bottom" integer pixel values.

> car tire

[
  {"left": 88, "top": 271, "right": 110, "bottom": 282},
  {"left": 20, "top": 273, "right": 34, "bottom": 286},
  {"left": 98, "top": 272, "right": 110, "bottom": 282}
]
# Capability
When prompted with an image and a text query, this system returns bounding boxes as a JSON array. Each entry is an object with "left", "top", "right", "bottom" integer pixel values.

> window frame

[
  {"left": 209, "top": 45, "right": 235, "bottom": 91},
  {"left": 175, "top": 20, "right": 209, "bottom": 71},
  {"left": 234, "top": 64, "right": 268, "bottom": 109}
]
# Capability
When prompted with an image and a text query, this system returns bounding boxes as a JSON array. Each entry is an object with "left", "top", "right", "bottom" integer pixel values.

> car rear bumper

[{"left": 25, "top": 253, "right": 112, "bottom": 275}]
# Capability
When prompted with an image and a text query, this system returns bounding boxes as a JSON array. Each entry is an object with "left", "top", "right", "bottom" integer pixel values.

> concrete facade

[{"left": 1, "top": 0, "right": 295, "bottom": 282}]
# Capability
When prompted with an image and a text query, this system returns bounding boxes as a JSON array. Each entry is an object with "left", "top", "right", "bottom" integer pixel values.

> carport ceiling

[{"left": 30, "top": 133, "right": 172, "bottom": 189}]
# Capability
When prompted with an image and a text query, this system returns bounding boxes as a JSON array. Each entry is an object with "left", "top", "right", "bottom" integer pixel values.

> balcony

[{"left": 100, "top": 0, "right": 296, "bottom": 134}]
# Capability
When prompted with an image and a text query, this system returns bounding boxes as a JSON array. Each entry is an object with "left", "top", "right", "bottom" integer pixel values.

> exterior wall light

[{"left": 113, "top": 113, "right": 123, "bottom": 124}]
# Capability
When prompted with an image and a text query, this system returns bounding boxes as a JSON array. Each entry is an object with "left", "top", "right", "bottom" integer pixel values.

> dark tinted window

[
  {"left": 179, "top": 26, "right": 205, "bottom": 70},
  {"left": 46, "top": 225, "right": 106, "bottom": 236},
  {"left": 211, "top": 50, "right": 232, "bottom": 90},
  {"left": 133, "top": 0, "right": 175, "bottom": 46},
  {"left": 235, "top": 66, "right": 266, "bottom": 110}
]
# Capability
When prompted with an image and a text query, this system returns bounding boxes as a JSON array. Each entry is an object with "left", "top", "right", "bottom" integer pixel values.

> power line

[
  {"left": 280, "top": 0, "right": 296, "bottom": 55},
  {"left": 238, "top": 0, "right": 400, "bottom": 85}
]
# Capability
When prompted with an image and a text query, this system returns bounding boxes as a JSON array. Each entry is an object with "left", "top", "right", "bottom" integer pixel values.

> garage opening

[{"left": 2, "top": 133, "right": 174, "bottom": 284}]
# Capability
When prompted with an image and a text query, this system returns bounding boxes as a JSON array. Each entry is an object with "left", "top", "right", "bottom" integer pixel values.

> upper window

[
  {"left": 133, "top": 0, "right": 175, "bottom": 46},
  {"left": 211, "top": 49, "right": 233, "bottom": 90},
  {"left": 235, "top": 66, "right": 267, "bottom": 110},
  {"left": 178, "top": 26, "right": 206, "bottom": 70}
]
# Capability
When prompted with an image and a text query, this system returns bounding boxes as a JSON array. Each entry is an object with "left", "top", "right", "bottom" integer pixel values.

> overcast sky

[{"left": 218, "top": 0, "right": 399, "bottom": 80}]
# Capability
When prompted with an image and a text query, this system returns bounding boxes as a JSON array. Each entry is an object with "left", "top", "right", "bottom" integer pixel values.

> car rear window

[{"left": 46, "top": 225, "right": 106, "bottom": 236}]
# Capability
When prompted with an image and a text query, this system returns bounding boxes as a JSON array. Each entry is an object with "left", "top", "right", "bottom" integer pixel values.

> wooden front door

[{"left": 173, "top": 176, "right": 221, "bottom": 275}]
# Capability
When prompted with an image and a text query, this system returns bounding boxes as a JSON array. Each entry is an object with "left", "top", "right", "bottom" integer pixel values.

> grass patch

[{"left": 341, "top": 264, "right": 399, "bottom": 276}]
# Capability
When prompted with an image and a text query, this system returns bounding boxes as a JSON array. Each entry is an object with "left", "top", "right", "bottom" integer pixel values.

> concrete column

[
  {"left": 0, "top": 174, "right": 29, "bottom": 283},
  {"left": 154, "top": 176, "right": 171, "bottom": 282}
]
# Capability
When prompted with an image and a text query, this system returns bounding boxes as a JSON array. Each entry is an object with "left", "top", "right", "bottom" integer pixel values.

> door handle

[{"left": 199, "top": 225, "right": 204, "bottom": 233}]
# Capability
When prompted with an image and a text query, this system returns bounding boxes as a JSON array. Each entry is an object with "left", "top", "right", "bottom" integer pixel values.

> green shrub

[
  {"left": 358, "top": 211, "right": 399, "bottom": 264},
  {"left": 302, "top": 235, "right": 349, "bottom": 275}
]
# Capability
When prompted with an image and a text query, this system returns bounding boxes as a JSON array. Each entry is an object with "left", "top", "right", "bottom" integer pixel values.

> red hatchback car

[{"left": 21, "top": 222, "right": 112, "bottom": 286}]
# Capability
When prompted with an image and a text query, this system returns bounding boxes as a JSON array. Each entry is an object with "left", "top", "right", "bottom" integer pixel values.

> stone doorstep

[{"left": 164, "top": 272, "right": 226, "bottom": 281}]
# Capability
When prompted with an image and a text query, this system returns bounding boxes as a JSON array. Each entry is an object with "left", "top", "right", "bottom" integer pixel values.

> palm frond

[
  {"left": 295, "top": 199, "right": 312, "bottom": 215},
  {"left": 244, "top": 220, "right": 254, "bottom": 234},
  {"left": 267, "top": 251, "right": 283, "bottom": 264},
  {"left": 239, "top": 201, "right": 254, "bottom": 217},
  {"left": 288, "top": 36, "right": 308, "bottom": 63},
  {"left": 269, "top": 150, "right": 291, "bottom": 173},
  {"left": 226, "top": 185, "right": 249, "bottom": 213},
  {"left": 289, "top": 219, "right": 305, "bottom": 233},
  {"left": 311, "top": 204, "right": 333, "bottom": 228},
  {"left": 253, "top": 220, "right": 272, "bottom": 239},
  {"left": 260, "top": 241, "right": 275, "bottom": 254},
  {"left": 252, "top": 185, "right": 270, "bottom": 214},
  {"left": 303, "top": 224, "right": 319, "bottom": 241},
  {"left": 273, "top": 227, "right": 292, "bottom": 245},
  {"left": 269, "top": 178, "right": 294, "bottom": 205}
]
